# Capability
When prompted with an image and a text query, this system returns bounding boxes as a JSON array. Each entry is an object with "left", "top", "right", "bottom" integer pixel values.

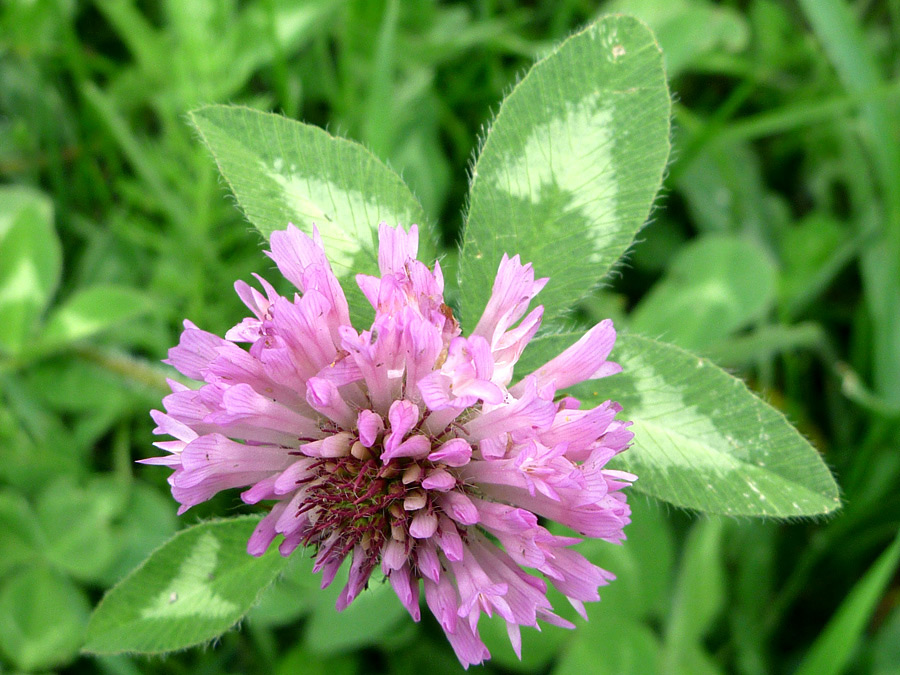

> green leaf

[
  {"left": 630, "top": 234, "right": 777, "bottom": 351},
  {"left": 459, "top": 15, "right": 670, "bottom": 330},
  {"left": 0, "top": 187, "right": 61, "bottom": 355},
  {"left": 84, "top": 516, "right": 290, "bottom": 654},
  {"left": 189, "top": 105, "right": 432, "bottom": 322},
  {"left": 0, "top": 566, "right": 90, "bottom": 672},
  {"left": 795, "top": 532, "right": 900, "bottom": 675},
  {"left": 37, "top": 285, "right": 154, "bottom": 351},
  {"left": 519, "top": 333, "right": 841, "bottom": 516}
]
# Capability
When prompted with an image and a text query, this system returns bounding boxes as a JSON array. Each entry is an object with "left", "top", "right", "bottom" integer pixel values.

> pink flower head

[{"left": 146, "top": 222, "right": 634, "bottom": 667}]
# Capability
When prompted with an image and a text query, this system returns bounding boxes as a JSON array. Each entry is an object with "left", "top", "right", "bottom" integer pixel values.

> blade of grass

[
  {"left": 702, "top": 323, "right": 827, "bottom": 368},
  {"left": 672, "top": 80, "right": 900, "bottom": 194},
  {"left": 262, "top": 0, "right": 299, "bottom": 119},
  {"left": 668, "top": 80, "right": 757, "bottom": 184},
  {"left": 783, "top": 218, "right": 882, "bottom": 320},
  {"left": 79, "top": 82, "right": 190, "bottom": 227},
  {"left": 799, "top": 0, "right": 900, "bottom": 406},
  {"left": 362, "top": 0, "right": 400, "bottom": 157},
  {"left": 717, "top": 80, "right": 900, "bottom": 145},
  {"left": 794, "top": 532, "right": 900, "bottom": 675},
  {"left": 73, "top": 346, "right": 178, "bottom": 396},
  {"left": 92, "top": 0, "right": 165, "bottom": 78}
]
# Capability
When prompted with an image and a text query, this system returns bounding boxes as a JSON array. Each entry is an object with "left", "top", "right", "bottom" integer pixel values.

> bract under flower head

[{"left": 145, "top": 222, "right": 635, "bottom": 667}]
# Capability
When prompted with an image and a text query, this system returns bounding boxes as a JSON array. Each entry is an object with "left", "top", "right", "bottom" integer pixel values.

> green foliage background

[{"left": 1, "top": 0, "right": 899, "bottom": 673}]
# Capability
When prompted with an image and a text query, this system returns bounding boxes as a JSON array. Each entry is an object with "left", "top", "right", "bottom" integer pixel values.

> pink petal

[
  {"left": 428, "top": 438, "right": 472, "bottom": 467},
  {"left": 357, "top": 409, "right": 384, "bottom": 447},
  {"left": 521, "top": 319, "right": 618, "bottom": 392},
  {"left": 378, "top": 222, "right": 419, "bottom": 275},
  {"left": 409, "top": 512, "right": 439, "bottom": 539}
]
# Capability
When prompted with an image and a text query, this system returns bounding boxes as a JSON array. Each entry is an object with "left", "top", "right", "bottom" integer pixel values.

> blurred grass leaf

[
  {"left": 304, "top": 568, "right": 408, "bottom": 655},
  {"left": 0, "top": 0, "right": 74, "bottom": 54},
  {"left": 95, "top": 0, "right": 341, "bottom": 114},
  {"left": 520, "top": 333, "right": 841, "bottom": 516},
  {"left": 0, "top": 566, "right": 90, "bottom": 672},
  {"left": 674, "top": 140, "right": 775, "bottom": 240},
  {"left": 795, "top": 532, "right": 900, "bottom": 675},
  {"left": 84, "top": 516, "right": 289, "bottom": 654},
  {"left": 387, "top": 635, "right": 469, "bottom": 675},
  {"left": 480, "top": 608, "right": 568, "bottom": 671},
  {"left": 606, "top": 0, "right": 748, "bottom": 77},
  {"left": 36, "top": 477, "right": 121, "bottom": 584},
  {"left": 552, "top": 614, "right": 661, "bottom": 675},
  {"left": 276, "top": 643, "right": 359, "bottom": 675},
  {"left": 0, "top": 388, "right": 85, "bottom": 491},
  {"left": 248, "top": 552, "right": 319, "bottom": 628},
  {"left": 799, "top": 0, "right": 900, "bottom": 406},
  {"left": 189, "top": 104, "right": 432, "bottom": 322},
  {"left": 702, "top": 323, "right": 825, "bottom": 369},
  {"left": 98, "top": 484, "right": 178, "bottom": 587},
  {"left": 664, "top": 519, "right": 725, "bottom": 669},
  {"left": 778, "top": 213, "right": 857, "bottom": 318},
  {"left": 0, "top": 187, "right": 61, "bottom": 355},
  {"left": 23, "top": 359, "right": 136, "bottom": 413},
  {"left": 0, "top": 490, "right": 45, "bottom": 579},
  {"left": 631, "top": 234, "right": 777, "bottom": 351},
  {"left": 37, "top": 285, "right": 154, "bottom": 352},
  {"left": 669, "top": 644, "right": 727, "bottom": 675},
  {"left": 729, "top": 522, "right": 777, "bottom": 675},
  {"left": 0, "top": 185, "right": 54, "bottom": 237},
  {"left": 459, "top": 15, "right": 670, "bottom": 330},
  {"left": 575, "top": 497, "right": 675, "bottom": 622},
  {"left": 546, "top": 498, "right": 674, "bottom": 674},
  {"left": 871, "top": 606, "right": 900, "bottom": 675}
]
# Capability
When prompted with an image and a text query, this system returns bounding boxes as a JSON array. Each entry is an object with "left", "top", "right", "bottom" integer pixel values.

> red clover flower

[{"left": 144, "top": 223, "right": 634, "bottom": 667}]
